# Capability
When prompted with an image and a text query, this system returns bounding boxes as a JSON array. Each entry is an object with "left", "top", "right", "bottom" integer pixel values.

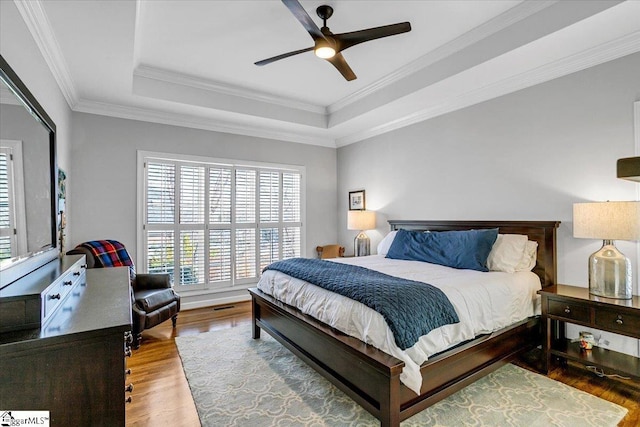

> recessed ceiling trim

[
  {"left": 134, "top": 64, "right": 326, "bottom": 115},
  {"left": 327, "top": 0, "right": 557, "bottom": 115},
  {"left": 74, "top": 99, "right": 335, "bottom": 148},
  {"left": 13, "top": 0, "right": 78, "bottom": 108},
  {"left": 336, "top": 31, "right": 640, "bottom": 147},
  {"left": 15, "top": 0, "right": 639, "bottom": 152}
]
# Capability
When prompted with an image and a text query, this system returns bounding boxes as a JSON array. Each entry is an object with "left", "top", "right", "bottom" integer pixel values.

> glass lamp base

[
  {"left": 354, "top": 231, "right": 370, "bottom": 257},
  {"left": 588, "top": 240, "right": 632, "bottom": 299}
]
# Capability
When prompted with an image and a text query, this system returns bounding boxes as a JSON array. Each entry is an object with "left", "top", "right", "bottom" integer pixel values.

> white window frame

[
  {"left": 137, "top": 150, "right": 306, "bottom": 294},
  {"left": 0, "top": 140, "right": 27, "bottom": 259}
]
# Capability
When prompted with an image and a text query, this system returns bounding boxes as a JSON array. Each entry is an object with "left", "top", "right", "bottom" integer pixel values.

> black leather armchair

[{"left": 68, "top": 240, "right": 180, "bottom": 348}]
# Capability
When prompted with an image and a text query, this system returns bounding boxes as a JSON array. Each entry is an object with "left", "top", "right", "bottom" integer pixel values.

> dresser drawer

[
  {"left": 595, "top": 309, "right": 640, "bottom": 338},
  {"left": 42, "top": 260, "right": 86, "bottom": 324},
  {"left": 0, "top": 255, "right": 87, "bottom": 332},
  {"left": 42, "top": 282, "right": 88, "bottom": 336},
  {"left": 43, "top": 279, "right": 65, "bottom": 320},
  {"left": 547, "top": 299, "right": 590, "bottom": 323}
]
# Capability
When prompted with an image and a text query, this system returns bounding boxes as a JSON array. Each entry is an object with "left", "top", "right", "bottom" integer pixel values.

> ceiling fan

[{"left": 255, "top": 0, "right": 412, "bottom": 81}]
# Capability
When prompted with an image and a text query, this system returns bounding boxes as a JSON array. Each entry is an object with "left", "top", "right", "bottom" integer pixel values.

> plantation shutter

[
  {"left": 0, "top": 148, "right": 14, "bottom": 260},
  {"left": 146, "top": 162, "right": 175, "bottom": 224},
  {"left": 145, "top": 162, "right": 176, "bottom": 280},
  {"left": 282, "top": 172, "right": 302, "bottom": 259},
  {"left": 208, "top": 167, "right": 232, "bottom": 284},
  {"left": 141, "top": 153, "right": 303, "bottom": 292}
]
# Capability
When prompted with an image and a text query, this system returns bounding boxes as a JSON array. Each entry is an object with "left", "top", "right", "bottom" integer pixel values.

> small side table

[{"left": 538, "top": 284, "right": 640, "bottom": 379}]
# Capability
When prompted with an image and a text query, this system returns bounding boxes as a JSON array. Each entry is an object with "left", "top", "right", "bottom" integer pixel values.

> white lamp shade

[
  {"left": 347, "top": 210, "right": 376, "bottom": 231},
  {"left": 573, "top": 201, "right": 640, "bottom": 241}
]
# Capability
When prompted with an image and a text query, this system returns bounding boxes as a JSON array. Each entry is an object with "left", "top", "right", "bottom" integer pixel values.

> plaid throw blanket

[{"left": 79, "top": 240, "right": 136, "bottom": 279}]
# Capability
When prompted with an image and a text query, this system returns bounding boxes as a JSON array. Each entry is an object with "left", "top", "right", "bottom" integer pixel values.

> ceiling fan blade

[
  {"left": 326, "top": 53, "right": 357, "bottom": 81},
  {"left": 335, "top": 22, "right": 411, "bottom": 52},
  {"left": 282, "top": 0, "right": 325, "bottom": 41},
  {"left": 255, "top": 46, "right": 314, "bottom": 66}
]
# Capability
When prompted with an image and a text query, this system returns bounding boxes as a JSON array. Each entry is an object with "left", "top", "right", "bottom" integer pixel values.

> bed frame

[{"left": 249, "top": 220, "right": 559, "bottom": 426}]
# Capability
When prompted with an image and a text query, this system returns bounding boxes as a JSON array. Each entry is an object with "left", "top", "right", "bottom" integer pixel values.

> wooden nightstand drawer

[
  {"left": 548, "top": 299, "right": 590, "bottom": 323},
  {"left": 595, "top": 309, "right": 640, "bottom": 338},
  {"left": 539, "top": 284, "right": 640, "bottom": 379}
]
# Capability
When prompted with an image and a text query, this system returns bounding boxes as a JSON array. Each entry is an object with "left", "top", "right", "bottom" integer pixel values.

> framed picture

[{"left": 349, "top": 190, "right": 365, "bottom": 210}]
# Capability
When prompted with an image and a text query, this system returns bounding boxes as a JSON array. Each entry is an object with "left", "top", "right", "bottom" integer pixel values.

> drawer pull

[
  {"left": 564, "top": 306, "right": 571, "bottom": 314},
  {"left": 81, "top": 264, "right": 88, "bottom": 269},
  {"left": 124, "top": 347, "right": 132, "bottom": 358},
  {"left": 73, "top": 271, "right": 81, "bottom": 276},
  {"left": 63, "top": 280, "right": 72, "bottom": 286},
  {"left": 125, "top": 383, "right": 134, "bottom": 393},
  {"left": 125, "top": 396, "right": 132, "bottom": 404},
  {"left": 49, "top": 293, "right": 61, "bottom": 300},
  {"left": 125, "top": 369, "right": 131, "bottom": 376},
  {"left": 616, "top": 316, "right": 623, "bottom": 325}
]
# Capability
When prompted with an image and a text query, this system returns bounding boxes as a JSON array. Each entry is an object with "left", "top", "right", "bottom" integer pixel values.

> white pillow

[
  {"left": 515, "top": 240, "right": 538, "bottom": 272},
  {"left": 376, "top": 230, "right": 398, "bottom": 255},
  {"left": 487, "top": 234, "right": 528, "bottom": 273}
]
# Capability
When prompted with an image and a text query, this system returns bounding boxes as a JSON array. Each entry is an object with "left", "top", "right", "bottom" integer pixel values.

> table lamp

[
  {"left": 573, "top": 201, "right": 640, "bottom": 299},
  {"left": 347, "top": 210, "right": 376, "bottom": 256}
]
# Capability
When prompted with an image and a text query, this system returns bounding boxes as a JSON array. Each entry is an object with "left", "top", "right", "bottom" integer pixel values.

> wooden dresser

[{"left": 0, "top": 257, "right": 132, "bottom": 426}]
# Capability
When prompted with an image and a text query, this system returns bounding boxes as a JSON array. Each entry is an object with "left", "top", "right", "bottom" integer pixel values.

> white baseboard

[{"left": 180, "top": 293, "right": 251, "bottom": 311}]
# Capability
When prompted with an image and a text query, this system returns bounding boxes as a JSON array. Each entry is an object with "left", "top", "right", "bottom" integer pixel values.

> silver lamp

[
  {"left": 347, "top": 210, "right": 376, "bottom": 256},
  {"left": 573, "top": 201, "right": 640, "bottom": 299}
]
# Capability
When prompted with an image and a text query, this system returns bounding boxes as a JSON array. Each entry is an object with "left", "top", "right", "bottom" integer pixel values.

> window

[
  {"left": 0, "top": 141, "right": 26, "bottom": 261},
  {"left": 138, "top": 151, "right": 304, "bottom": 292}
]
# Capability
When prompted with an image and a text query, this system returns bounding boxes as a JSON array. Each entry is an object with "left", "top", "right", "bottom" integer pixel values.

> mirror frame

[{"left": 0, "top": 54, "right": 58, "bottom": 287}]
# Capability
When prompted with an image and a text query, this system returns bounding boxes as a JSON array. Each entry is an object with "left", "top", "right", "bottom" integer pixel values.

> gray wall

[
  {"left": 338, "top": 52, "right": 639, "bottom": 287},
  {"left": 1, "top": 105, "right": 52, "bottom": 251},
  {"left": 1, "top": 0, "right": 73, "bottom": 256},
  {"left": 337, "top": 52, "right": 640, "bottom": 356},
  {"left": 0, "top": 1, "right": 73, "bottom": 181},
  {"left": 69, "top": 112, "right": 337, "bottom": 305}
]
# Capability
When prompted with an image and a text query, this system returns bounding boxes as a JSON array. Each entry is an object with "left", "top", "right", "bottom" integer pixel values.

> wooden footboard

[
  {"left": 250, "top": 287, "right": 539, "bottom": 427},
  {"left": 251, "top": 288, "right": 405, "bottom": 426},
  {"left": 250, "top": 220, "right": 558, "bottom": 426},
  {"left": 399, "top": 316, "right": 539, "bottom": 419}
]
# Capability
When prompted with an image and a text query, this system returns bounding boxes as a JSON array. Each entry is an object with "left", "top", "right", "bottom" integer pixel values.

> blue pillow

[{"left": 386, "top": 228, "right": 499, "bottom": 272}]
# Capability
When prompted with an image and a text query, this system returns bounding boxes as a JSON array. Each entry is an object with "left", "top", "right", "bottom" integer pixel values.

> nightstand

[{"left": 538, "top": 284, "right": 640, "bottom": 379}]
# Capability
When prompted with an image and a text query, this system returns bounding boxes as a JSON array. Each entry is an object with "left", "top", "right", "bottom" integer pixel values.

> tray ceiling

[{"left": 14, "top": 0, "right": 640, "bottom": 147}]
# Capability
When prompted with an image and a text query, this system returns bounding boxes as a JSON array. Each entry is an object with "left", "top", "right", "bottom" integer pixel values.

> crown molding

[
  {"left": 13, "top": 0, "right": 79, "bottom": 109},
  {"left": 327, "top": 0, "right": 557, "bottom": 115},
  {"left": 16, "top": 0, "right": 636, "bottom": 153},
  {"left": 336, "top": 32, "right": 640, "bottom": 147},
  {"left": 73, "top": 99, "right": 336, "bottom": 148},
  {"left": 134, "top": 64, "right": 326, "bottom": 115}
]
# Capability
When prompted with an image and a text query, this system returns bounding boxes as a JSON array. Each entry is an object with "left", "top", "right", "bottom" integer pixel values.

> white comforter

[{"left": 256, "top": 255, "right": 541, "bottom": 394}]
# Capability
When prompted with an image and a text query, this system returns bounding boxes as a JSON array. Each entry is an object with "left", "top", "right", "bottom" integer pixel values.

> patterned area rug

[{"left": 175, "top": 327, "right": 627, "bottom": 427}]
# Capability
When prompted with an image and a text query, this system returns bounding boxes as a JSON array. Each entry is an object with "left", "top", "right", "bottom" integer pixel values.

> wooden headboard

[{"left": 388, "top": 220, "right": 560, "bottom": 288}]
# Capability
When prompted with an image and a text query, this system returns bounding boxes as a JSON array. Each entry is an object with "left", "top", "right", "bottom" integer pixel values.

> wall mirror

[{"left": 0, "top": 54, "right": 58, "bottom": 287}]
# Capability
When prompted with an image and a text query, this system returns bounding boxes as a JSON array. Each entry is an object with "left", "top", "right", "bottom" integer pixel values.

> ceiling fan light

[{"left": 315, "top": 46, "right": 336, "bottom": 59}]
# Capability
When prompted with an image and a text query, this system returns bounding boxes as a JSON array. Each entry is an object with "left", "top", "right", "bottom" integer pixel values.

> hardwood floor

[
  {"left": 126, "top": 303, "right": 639, "bottom": 427},
  {"left": 125, "top": 302, "right": 252, "bottom": 427}
]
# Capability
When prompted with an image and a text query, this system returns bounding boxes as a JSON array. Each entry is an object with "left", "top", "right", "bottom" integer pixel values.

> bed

[{"left": 249, "top": 220, "right": 559, "bottom": 427}]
